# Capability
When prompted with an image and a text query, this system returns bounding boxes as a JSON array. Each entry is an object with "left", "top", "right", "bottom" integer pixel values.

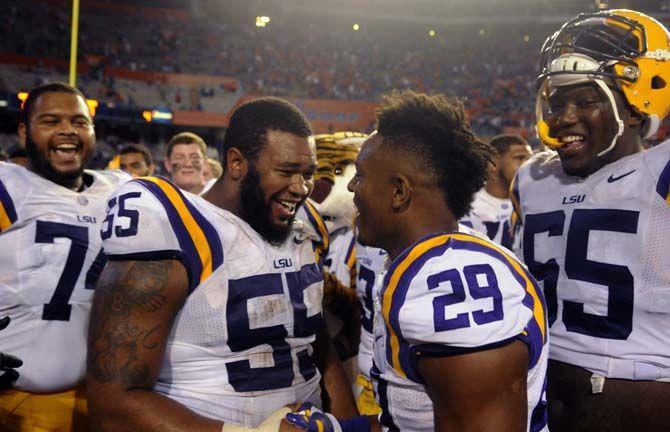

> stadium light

[
  {"left": 353, "top": 23, "right": 360, "bottom": 31},
  {"left": 142, "top": 109, "right": 173, "bottom": 123},
  {"left": 255, "top": 16, "right": 271, "bottom": 27},
  {"left": 429, "top": 30, "right": 436, "bottom": 37}
]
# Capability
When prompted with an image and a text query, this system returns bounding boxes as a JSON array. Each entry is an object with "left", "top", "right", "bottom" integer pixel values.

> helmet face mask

[{"left": 536, "top": 9, "right": 670, "bottom": 148}]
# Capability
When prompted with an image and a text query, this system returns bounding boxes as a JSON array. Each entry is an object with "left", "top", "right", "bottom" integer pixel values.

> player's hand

[
  {"left": 285, "top": 403, "right": 343, "bottom": 432},
  {"left": 0, "top": 317, "right": 23, "bottom": 390}
]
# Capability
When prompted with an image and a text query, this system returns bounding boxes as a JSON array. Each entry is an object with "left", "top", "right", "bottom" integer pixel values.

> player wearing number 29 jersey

[
  {"left": 100, "top": 176, "right": 324, "bottom": 426},
  {"left": 287, "top": 92, "right": 549, "bottom": 432},
  {"left": 371, "top": 231, "right": 549, "bottom": 432}
]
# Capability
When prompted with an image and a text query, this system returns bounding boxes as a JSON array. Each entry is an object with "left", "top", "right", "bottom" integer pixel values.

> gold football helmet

[{"left": 536, "top": 9, "right": 670, "bottom": 152}]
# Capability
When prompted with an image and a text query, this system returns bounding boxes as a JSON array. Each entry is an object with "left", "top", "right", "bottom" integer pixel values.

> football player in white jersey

[
  {"left": 461, "top": 134, "right": 532, "bottom": 249},
  {"left": 86, "top": 97, "right": 356, "bottom": 432},
  {"left": 308, "top": 132, "right": 384, "bottom": 415},
  {"left": 512, "top": 9, "right": 670, "bottom": 431},
  {"left": 0, "top": 82, "right": 130, "bottom": 431},
  {"left": 287, "top": 91, "right": 549, "bottom": 432}
]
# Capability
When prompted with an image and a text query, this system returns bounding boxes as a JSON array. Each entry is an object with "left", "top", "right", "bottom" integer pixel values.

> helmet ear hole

[{"left": 651, "top": 76, "right": 666, "bottom": 89}]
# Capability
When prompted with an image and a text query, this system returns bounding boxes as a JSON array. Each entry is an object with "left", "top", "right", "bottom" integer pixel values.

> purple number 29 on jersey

[{"left": 429, "top": 264, "right": 504, "bottom": 332}]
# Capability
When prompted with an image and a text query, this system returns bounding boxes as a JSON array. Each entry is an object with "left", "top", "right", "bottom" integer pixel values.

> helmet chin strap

[{"left": 593, "top": 79, "right": 625, "bottom": 158}]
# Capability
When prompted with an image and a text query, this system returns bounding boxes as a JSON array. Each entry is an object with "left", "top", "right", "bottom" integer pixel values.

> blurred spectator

[
  {"left": 118, "top": 143, "right": 155, "bottom": 177},
  {"left": 203, "top": 157, "right": 222, "bottom": 182},
  {"left": 164, "top": 131, "right": 207, "bottom": 194},
  {"left": 0, "top": 149, "right": 7, "bottom": 162}
]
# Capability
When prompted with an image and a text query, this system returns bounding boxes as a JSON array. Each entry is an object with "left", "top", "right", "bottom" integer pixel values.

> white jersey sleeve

[
  {"left": 101, "top": 176, "right": 224, "bottom": 293},
  {"left": 325, "top": 228, "right": 356, "bottom": 288},
  {"left": 380, "top": 231, "right": 547, "bottom": 384}
]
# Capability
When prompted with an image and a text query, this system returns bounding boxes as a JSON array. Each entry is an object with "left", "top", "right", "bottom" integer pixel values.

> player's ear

[
  {"left": 391, "top": 173, "right": 412, "bottom": 213},
  {"left": 226, "top": 147, "right": 247, "bottom": 181},
  {"left": 17, "top": 123, "right": 27, "bottom": 146},
  {"left": 487, "top": 156, "right": 500, "bottom": 179}
]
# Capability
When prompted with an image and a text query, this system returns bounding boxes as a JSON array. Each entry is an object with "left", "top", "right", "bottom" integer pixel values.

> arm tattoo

[{"left": 88, "top": 260, "right": 176, "bottom": 386}]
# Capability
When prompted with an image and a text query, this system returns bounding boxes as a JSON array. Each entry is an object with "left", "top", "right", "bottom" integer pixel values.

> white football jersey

[
  {"left": 513, "top": 141, "right": 670, "bottom": 380},
  {"left": 101, "top": 177, "right": 324, "bottom": 427},
  {"left": 371, "top": 231, "right": 549, "bottom": 432},
  {"left": 460, "top": 188, "right": 514, "bottom": 249},
  {"left": 0, "top": 162, "right": 129, "bottom": 392},
  {"left": 325, "top": 228, "right": 356, "bottom": 290},
  {"left": 354, "top": 242, "right": 387, "bottom": 382}
]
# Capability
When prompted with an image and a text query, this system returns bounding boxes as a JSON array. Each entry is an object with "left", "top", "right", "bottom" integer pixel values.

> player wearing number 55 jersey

[
  {"left": 0, "top": 83, "right": 130, "bottom": 431},
  {"left": 514, "top": 9, "right": 670, "bottom": 432},
  {"left": 287, "top": 91, "right": 548, "bottom": 432},
  {"left": 87, "top": 97, "right": 356, "bottom": 432}
]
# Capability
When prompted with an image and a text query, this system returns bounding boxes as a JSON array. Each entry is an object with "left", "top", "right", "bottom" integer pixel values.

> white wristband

[{"left": 221, "top": 407, "right": 292, "bottom": 432}]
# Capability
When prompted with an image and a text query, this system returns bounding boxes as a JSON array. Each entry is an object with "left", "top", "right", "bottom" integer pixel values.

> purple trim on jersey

[
  {"left": 177, "top": 187, "right": 224, "bottom": 272},
  {"left": 345, "top": 232, "right": 356, "bottom": 268},
  {"left": 519, "top": 298, "right": 546, "bottom": 369},
  {"left": 451, "top": 237, "right": 547, "bottom": 368},
  {"left": 415, "top": 335, "right": 518, "bottom": 358},
  {"left": 371, "top": 363, "right": 400, "bottom": 432},
  {"left": 382, "top": 232, "right": 546, "bottom": 384},
  {"left": 302, "top": 202, "right": 328, "bottom": 269},
  {"left": 134, "top": 179, "right": 203, "bottom": 293},
  {"left": 656, "top": 157, "right": 670, "bottom": 202},
  {"left": 382, "top": 232, "right": 445, "bottom": 287},
  {"left": 384, "top": 238, "right": 451, "bottom": 383},
  {"left": 104, "top": 249, "right": 193, "bottom": 287},
  {"left": 452, "top": 238, "right": 547, "bottom": 332},
  {"left": 0, "top": 177, "right": 17, "bottom": 224},
  {"left": 530, "top": 375, "right": 548, "bottom": 432}
]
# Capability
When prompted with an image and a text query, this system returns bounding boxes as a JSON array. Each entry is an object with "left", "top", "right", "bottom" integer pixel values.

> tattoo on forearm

[
  {"left": 88, "top": 260, "right": 173, "bottom": 386},
  {"left": 99, "top": 260, "right": 169, "bottom": 318}
]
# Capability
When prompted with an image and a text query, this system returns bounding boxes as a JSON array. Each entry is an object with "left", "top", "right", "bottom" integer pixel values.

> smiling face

[
  {"left": 241, "top": 129, "right": 317, "bottom": 244},
  {"left": 347, "top": 134, "right": 393, "bottom": 249},
  {"left": 165, "top": 143, "right": 206, "bottom": 191},
  {"left": 545, "top": 83, "right": 638, "bottom": 177},
  {"left": 19, "top": 91, "right": 96, "bottom": 186}
]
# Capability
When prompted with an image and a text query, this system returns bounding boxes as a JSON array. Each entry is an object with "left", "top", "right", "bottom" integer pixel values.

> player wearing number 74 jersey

[
  {"left": 0, "top": 83, "right": 130, "bottom": 431},
  {"left": 514, "top": 9, "right": 670, "bottom": 431}
]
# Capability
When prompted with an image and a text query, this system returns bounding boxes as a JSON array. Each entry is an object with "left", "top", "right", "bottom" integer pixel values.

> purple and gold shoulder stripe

[
  {"left": 133, "top": 176, "right": 224, "bottom": 292},
  {"left": 0, "top": 178, "right": 17, "bottom": 233}
]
